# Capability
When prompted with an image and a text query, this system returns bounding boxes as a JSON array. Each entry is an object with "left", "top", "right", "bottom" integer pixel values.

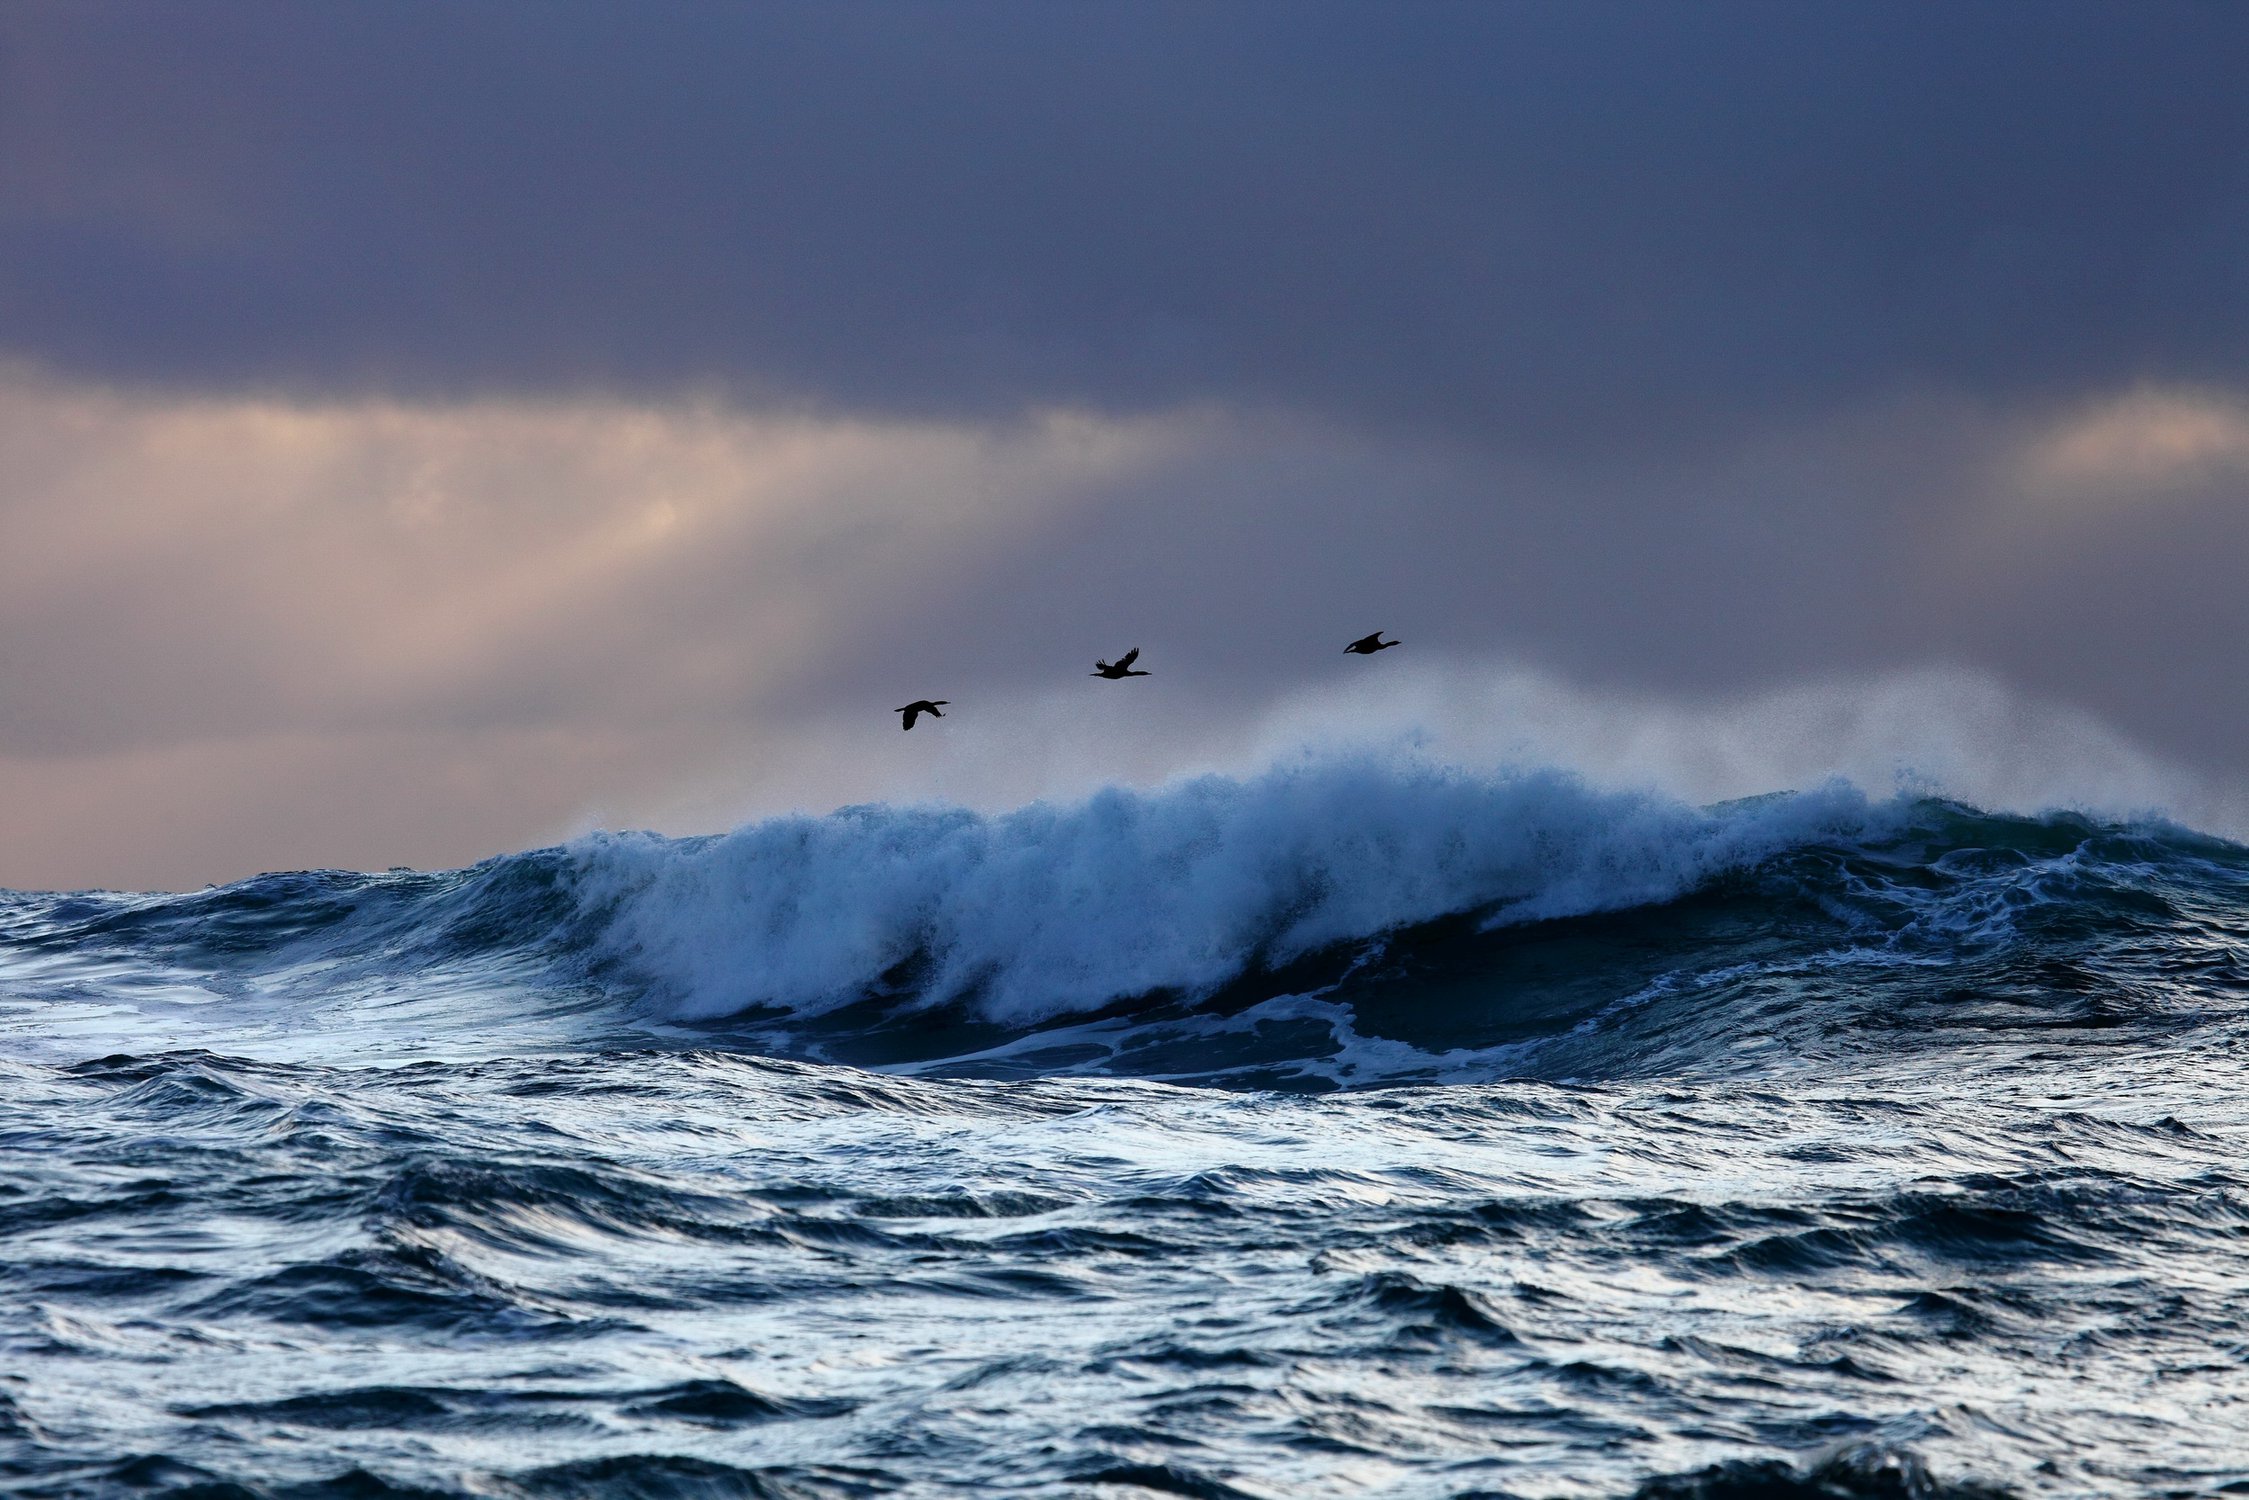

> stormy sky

[{"left": 3, "top": 1, "right": 2249, "bottom": 888}]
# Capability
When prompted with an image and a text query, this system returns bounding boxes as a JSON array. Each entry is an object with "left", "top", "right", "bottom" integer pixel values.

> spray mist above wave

[{"left": 567, "top": 758, "right": 1896, "bottom": 1025}]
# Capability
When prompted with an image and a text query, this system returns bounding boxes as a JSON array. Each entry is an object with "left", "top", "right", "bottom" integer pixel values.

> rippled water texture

[{"left": 2, "top": 766, "right": 2247, "bottom": 1496}]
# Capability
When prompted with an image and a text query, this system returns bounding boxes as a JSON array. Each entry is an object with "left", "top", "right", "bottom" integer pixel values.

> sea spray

[{"left": 566, "top": 759, "right": 1892, "bottom": 1023}]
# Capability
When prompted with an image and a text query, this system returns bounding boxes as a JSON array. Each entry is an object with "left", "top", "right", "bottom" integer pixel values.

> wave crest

[{"left": 567, "top": 759, "right": 1890, "bottom": 1024}]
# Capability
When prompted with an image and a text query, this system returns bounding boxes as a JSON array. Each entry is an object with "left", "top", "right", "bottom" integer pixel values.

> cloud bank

[
  {"left": 2, "top": 5, "right": 2247, "bottom": 886},
  {"left": 5, "top": 3, "right": 2247, "bottom": 443}
]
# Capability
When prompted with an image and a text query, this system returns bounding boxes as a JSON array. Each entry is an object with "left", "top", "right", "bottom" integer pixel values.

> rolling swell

[
  {"left": 568, "top": 763, "right": 2249, "bottom": 1085},
  {"left": 7, "top": 758, "right": 2249, "bottom": 1086}
]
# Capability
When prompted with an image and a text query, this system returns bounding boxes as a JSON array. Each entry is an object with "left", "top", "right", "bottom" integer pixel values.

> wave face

[
  {"left": 5, "top": 759, "right": 2249, "bottom": 1496},
  {"left": 564, "top": 762, "right": 2248, "bottom": 1090},
  {"left": 569, "top": 762, "right": 1890, "bottom": 1021},
  {"left": 6, "top": 758, "right": 2249, "bottom": 1087}
]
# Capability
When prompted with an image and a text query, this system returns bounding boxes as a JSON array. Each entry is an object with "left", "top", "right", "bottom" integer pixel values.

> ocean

[{"left": 2, "top": 758, "right": 2245, "bottom": 1498}]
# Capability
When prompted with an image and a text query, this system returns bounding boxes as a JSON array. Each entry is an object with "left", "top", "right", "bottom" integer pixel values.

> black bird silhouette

[
  {"left": 1091, "top": 647, "right": 1150, "bottom": 679},
  {"left": 896, "top": 699, "right": 948, "bottom": 730},
  {"left": 1345, "top": 631, "right": 1400, "bottom": 655}
]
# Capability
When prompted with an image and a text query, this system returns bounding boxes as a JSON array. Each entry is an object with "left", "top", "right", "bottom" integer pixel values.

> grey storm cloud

[
  {"left": 5, "top": 2, "right": 2249, "bottom": 890},
  {"left": 3, "top": 1, "right": 2247, "bottom": 446}
]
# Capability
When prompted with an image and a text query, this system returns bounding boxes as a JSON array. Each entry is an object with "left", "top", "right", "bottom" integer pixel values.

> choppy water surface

[{"left": 3, "top": 762, "right": 2247, "bottom": 1497}]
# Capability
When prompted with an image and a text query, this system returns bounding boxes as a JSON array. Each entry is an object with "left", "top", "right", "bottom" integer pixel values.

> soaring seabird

[
  {"left": 1091, "top": 647, "right": 1150, "bottom": 679},
  {"left": 896, "top": 699, "right": 948, "bottom": 730},
  {"left": 1344, "top": 631, "right": 1400, "bottom": 655}
]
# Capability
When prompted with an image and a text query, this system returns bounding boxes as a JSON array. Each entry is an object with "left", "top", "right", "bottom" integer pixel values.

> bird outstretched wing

[
  {"left": 900, "top": 705, "right": 922, "bottom": 730},
  {"left": 1117, "top": 647, "right": 1140, "bottom": 670}
]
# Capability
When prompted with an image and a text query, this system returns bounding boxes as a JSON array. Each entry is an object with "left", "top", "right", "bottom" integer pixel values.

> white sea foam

[{"left": 568, "top": 756, "right": 1895, "bottom": 1024}]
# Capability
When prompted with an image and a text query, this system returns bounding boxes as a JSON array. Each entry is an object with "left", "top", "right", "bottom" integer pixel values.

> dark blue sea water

[{"left": 3, "top": 760, "right": 2246, "bottom": 1498}]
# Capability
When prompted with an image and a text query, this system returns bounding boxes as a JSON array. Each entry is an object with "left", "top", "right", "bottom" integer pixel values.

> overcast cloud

[{"left": 2, "top": 2, "right": 2247, "bottom": 888}]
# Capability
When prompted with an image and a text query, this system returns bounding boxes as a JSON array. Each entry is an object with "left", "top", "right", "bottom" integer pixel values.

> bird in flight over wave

[
  {"left": 1345, "top": 631, "right": 1400, "bottom": 655},
  {"left": 1092, "top": 647, "right": 1150, "bottom": 679},
  {"left": 896, "top": 699, "right": 948, "bottom": 730}
]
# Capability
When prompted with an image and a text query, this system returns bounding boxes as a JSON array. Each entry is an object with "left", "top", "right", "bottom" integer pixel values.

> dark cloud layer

[
  {"left": 5, "top": 2, "right": 2248, "bottom": 447},
  {"left": 5, "top": 4, "right": 2249, "bottom": 889}
]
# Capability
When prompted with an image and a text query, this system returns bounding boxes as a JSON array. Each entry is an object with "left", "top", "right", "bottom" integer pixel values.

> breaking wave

[
  {"left": 569, "top": 760, "right": 1891, "bottom": 1025},
  {"left": 8, "top": 752, "right": 2245, "bottom": 1089}
]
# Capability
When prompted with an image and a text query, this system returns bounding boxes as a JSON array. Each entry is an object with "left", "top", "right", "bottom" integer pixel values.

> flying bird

[
  {"left": 896, "top": 699, "right": 948, "bottom": 730},
  {"left": 1345, "top": 631, "right": 1400, "bottom": 655},
  {"left": 1092, "top": 647, "right": 1150, "bottom": 679}
]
